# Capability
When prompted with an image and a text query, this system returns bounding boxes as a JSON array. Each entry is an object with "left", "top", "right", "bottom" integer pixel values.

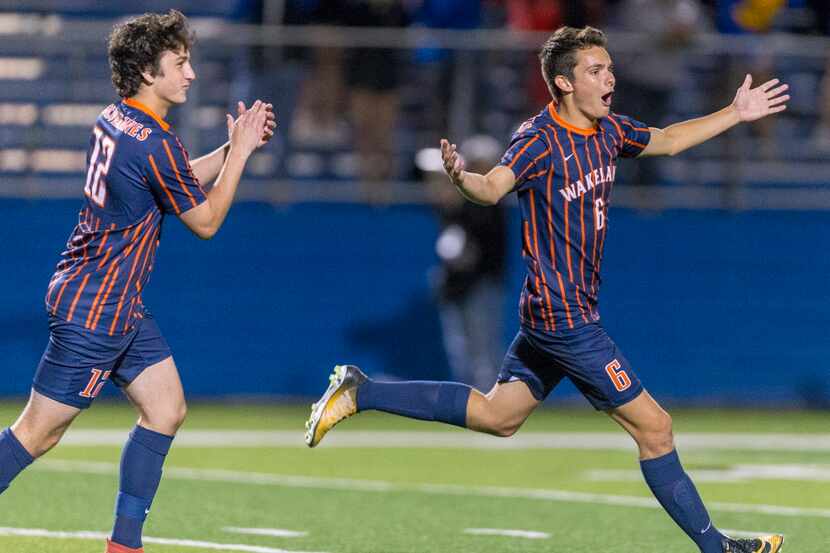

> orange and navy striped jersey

[
  {"left": 499, "top": 102, "right": 651, "bottom": 334},
  {"left": 45, "top": 98, "right": 207, "bottom": 335}
]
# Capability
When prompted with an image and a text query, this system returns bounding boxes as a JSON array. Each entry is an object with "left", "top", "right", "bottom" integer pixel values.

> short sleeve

[
  {"left": 610, "top": 114, "right": 651, "bottom": 158},
  {"left": 498, "top": 130, "right": 550, "bottom": 192},
  {"left": 145, "top": 137, "right": 207, "bottom": 215}
]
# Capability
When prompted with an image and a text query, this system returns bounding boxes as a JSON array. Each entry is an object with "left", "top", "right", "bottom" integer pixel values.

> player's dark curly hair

[
  {"left": 539, "top": 26, "right": 607, "bottom": 100},
  {"left": 108, "top": 10, "right": 194, "bottom": 98}
]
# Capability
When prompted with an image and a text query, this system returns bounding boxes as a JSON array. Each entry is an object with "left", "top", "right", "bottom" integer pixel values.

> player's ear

[
  {"left": 140, "top": 69, "right": 155, "bottom": 87},
  {"left": 554, "top": 75, "right": 573, "bottom": 95}
]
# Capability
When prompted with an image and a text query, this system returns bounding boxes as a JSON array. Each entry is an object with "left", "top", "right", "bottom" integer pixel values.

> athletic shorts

[
  {"left": 33, "top": 313, "right": 172, "bottom": 409},
  {"left": 497, "top": 323, "right": 643, "bottom": 410}
]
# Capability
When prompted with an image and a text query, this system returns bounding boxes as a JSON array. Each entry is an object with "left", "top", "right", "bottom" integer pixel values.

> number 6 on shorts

[{"left": 605, "top": 359, "right": 631, "bottom": 392}]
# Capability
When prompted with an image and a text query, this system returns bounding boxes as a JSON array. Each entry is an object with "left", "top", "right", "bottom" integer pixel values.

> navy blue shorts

[
  {"left": 33, "top": 313, "right": 172, "bottom": 409},
  {"left": 497, "top": 323, "right": 643, "bottom": 410}
]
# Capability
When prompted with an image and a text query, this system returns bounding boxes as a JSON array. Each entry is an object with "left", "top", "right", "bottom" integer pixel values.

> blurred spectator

[
  {"left": 504, "top": 0, "right": 564, "bottom": 107},
  {"left": 337, "top": 0, "right": 409, "bottom": 202},
  {"left": 287, "top": 1, "right": 349, "bottom": 146},
  {"left": 712, "top": 0, "right": 786, "bottom": 160},
  {"left": 610, "top": 0, "right": 706, "bottom": 205},
  {"left": 410, "top": 0, "right": 484, "bottom": 142},
  {"left": 416, "top": 136, "right": 508, "bottom": 390},
  {"left": 806, "top": 0, "right": 830, "bottom": 35}
]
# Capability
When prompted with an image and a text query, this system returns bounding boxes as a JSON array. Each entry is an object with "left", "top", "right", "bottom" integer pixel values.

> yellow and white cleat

[
  {"left": 723, "top": 534, "right": 784, "bottom": 553},
  {"left": 304, "top": 364, "right": 367, "bottom": 447}
]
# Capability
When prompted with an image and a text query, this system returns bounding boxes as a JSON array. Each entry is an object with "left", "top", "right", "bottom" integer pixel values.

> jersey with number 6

[
  {"left": 45, "top": 98, "right": 207, "bottom": 336},
  {"left": 499, "top": 103, "right": 651, "bottom": 334}
]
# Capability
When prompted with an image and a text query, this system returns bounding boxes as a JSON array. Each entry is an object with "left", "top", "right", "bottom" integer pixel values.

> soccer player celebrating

[
  {"left": 307, "top": 26, "right": 789, "bottom": 553},
  {"left": 0, "top": 10, "right": 275, "bottom": 553}
]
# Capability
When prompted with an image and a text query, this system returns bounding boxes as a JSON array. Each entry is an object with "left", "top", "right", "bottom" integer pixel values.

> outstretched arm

[
  {"left": 440, "top": 138, "right": 515, "bottom": 205},
  {"left": 190, "top": 101, "right": 277, "bottom": 184},
  {"left": 179, "top": 101, "right": 269, "bottom": 239},
  {"left": 641, "top": 74, "right": 789, "bottom": 157}
]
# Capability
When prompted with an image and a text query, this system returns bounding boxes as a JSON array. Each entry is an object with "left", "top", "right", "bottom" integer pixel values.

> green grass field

[{"left": 0, "top": 401, "right": 827, "bottom": 553}]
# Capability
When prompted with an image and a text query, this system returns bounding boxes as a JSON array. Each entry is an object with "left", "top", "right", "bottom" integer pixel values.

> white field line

[
  {"left": 35, "top": 460, "right": 830, "bottom": 520},
  {"left": 223, "top": 527, "right": 308, "bottom": 538},
  {"left": 0, "top": 527, "right": 327, "bottom": 553},
  {"left": 586, "top": 464, "right": 830, "bottom": 483},
  {"left": 464, "top": 528, "right": 550, "bottom": 539},
  {"left": 57, "top": 430, "right": 830, "bottom": 450}
]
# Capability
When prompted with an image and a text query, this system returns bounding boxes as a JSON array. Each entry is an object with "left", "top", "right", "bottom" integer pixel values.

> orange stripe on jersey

[
  {"left": 507, "top": 135, "right": 541, "bottom": 170},
  {"left": 522, "top": 224, "right": 536, "bottom": 329},
  {"left": 86, "top": 213, "right": 150, "bottom": 328},
  {"left": 606, "top": 114, "right": 625, "bottom": 140},
  {"left": 587, "top": 137, "right": 601, "bottom": 296},
  {"left": 109, "top": 223, "right": 153, "bottom": 335},
  {"left": 548, "top": 128, "right": 574, "bottom": 284},
  {"left": 123, "top": 296, "right": 137, "bottom": 333},
  {"left": 621, "top": 119, "right": 649, "bottom": 132},
  {"left": 95, "top": 223, "right": 117, "bottom": 257},
  {"left": 66, "top": 273, "right": 91, "bottom": 323},
  {"left": 90, "top": 267, "right": 120, "bottom": 331},
  {"left": 162, "top": 139, "right": 198, "bottom": 208},
  {"left": 538, "top": 126, "right": 558, "bottom": 330},
  {"left": 86, "top": 261, "right": 117, "bottom": 328},
  {"left": 148, "top": 154, "right": 181, "bottom": 214},
  {"left": 624, "top": 137, "right": 647, "bottom": 149},
  {"left": 51, "top": 237, "right": 92, "bottom": 315},
  {"left": 566, "top": 131, "right": 589, "bottom": 295},
  {"left": 528, "top": 190, "right": 552, "bottom": 332},
  {"left": 555, "top": 271, "right": 573, "bottom": 329}
]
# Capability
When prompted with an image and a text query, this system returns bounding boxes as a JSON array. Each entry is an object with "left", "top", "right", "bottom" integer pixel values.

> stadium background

[{"left": 1, "top": 0, "right": 829, "bottom": 408}]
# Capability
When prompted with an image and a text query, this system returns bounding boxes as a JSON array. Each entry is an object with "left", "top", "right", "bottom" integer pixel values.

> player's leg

[
  {"left": 305, "top": 330, "right": 559, "bottom": 447},
  {"left": 106, "top": 355, "right": 183, "bottom": 553},
  {"left": 0, "top": 390, "right": 81, "bottom": 494},
  {"left": 106, "top": 314, "right": 182, "bottom": 553},
  {"left": 610, "top": 392, "right": 783, "bottom": 553}
]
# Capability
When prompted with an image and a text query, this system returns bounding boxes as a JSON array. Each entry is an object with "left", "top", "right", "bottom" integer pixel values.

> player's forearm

[
  {"left": 199, "top": 147, "right": 248, "bottom": 238},
  {"left": 454, "top": 172, "right": 502, "bottom": 206},
  {"left": 190, "top": 142, "right": 230, "bottom": 184},
  {"left": 661, "top": 105, "right": 741, "bottom": 156}
]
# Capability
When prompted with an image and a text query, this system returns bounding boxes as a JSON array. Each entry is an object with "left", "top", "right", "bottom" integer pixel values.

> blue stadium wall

[{"left": 2, "top": 199, "right": 828, "bottom": 407}]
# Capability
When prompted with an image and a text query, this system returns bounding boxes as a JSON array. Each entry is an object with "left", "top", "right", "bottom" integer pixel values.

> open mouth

[{"left": 601, "top": 92, "right": 613, "bottom": 106}]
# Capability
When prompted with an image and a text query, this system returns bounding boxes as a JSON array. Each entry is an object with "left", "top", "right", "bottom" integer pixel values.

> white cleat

[{"left": 304, "top": 364, "right": 367, "bottom": 447}]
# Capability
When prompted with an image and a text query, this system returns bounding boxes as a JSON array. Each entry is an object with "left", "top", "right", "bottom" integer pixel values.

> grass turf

[{"left": 0, "top": 401, "right": 827, "bottom": 553}]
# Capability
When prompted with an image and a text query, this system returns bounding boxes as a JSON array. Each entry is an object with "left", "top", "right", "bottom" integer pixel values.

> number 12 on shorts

[
  {"left": 605, "top": 359, "right": 631, "bottom": 392},
  {"left": 79, "top": 368, "right": 112, "bottom": 398}
]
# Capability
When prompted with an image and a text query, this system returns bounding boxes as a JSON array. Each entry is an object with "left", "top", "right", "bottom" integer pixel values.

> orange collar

[
  {"left": 123, "top": 97, "right": 170, "bottom": 132},
  {"left": 548, "top": 102, "right": 597, "bottom": 136}
]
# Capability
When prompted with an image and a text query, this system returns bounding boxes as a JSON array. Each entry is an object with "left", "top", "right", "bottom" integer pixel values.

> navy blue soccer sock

[
  {"left": 641, "top": 449, "right": 725, "bottom": 553},
  {"left": 0, "top": 428, "right": 34, "bottom": 494},
  {"left": 111, "top": 425, "right": 174, "bottom": 549},
  {"left": 356, "top": 380, "right": 471, "bottom": 428}
]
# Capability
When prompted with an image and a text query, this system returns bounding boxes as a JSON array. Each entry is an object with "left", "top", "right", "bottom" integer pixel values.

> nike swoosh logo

[
  {"left": 564, "top": 153, "right": 574, "bottom": 162},
  {"left": 700, "top": 521, "right": 712, "bottom": 534}
]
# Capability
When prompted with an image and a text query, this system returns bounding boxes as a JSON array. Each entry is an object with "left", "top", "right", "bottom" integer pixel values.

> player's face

[
  {"left": 570, "top": 46, "right": 615, "bottom": 120},
  {"left": 153, "top": 49, "right": 196, "bottom": 105}
]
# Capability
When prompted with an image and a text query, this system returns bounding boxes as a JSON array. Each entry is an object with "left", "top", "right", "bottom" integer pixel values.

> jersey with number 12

[
  {"left": 45, "top": 98, "right": 207, "bottom": 336},
  {"left": 499, "top": 103, "right": 651, "bottom": 334}
]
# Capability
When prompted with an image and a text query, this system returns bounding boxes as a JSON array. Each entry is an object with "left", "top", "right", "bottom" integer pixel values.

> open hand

[
  {"left": 732, "top": 74, "right": 789, "bottom": 123},
  {"left": 227, "top": 100, "right": 269, "bottom": 158},
  {"left": 226, "top": 100, "right": 277, "bottom": 148},
  {"left": 440, "top": 138, "right": 465, "bottom": 185}
]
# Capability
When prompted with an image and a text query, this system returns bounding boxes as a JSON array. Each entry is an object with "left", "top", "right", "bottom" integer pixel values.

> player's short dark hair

[
  {"left": 108, "top": 9, "right": 194, "bottom": 98},
  {"left": 539, "top": 26, "right": 607, "bottom": 100}
]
